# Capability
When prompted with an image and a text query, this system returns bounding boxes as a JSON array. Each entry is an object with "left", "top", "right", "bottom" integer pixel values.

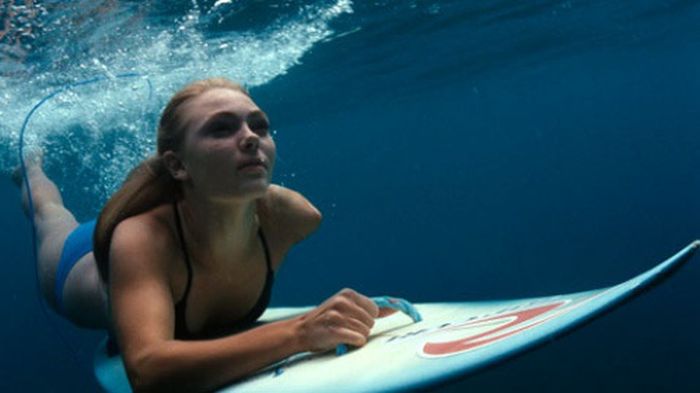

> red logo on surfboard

[
  {"left": 420, "top": 301, "right": 567, "bottom": 357},
  {"left": 417, "top": 289, "right": 609, "bottom": 358}
]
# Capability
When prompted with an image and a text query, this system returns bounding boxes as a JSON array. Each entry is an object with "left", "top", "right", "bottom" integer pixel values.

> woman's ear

[{"left": 162, "top": 151, "right": 189, "bottom": 181}]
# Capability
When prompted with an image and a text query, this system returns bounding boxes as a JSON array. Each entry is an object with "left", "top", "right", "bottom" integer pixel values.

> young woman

[{"left": 18, "top": 78, "right": 389, "bottom": 392}]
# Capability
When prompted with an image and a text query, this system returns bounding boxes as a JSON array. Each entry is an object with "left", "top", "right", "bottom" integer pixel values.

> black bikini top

[{"left": 172, "top": 202, "right": 274, "bottom": 340}]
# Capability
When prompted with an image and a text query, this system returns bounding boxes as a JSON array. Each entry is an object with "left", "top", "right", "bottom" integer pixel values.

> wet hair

[{"left": 93, "top": 78, "right": 249, "bottom": 282}]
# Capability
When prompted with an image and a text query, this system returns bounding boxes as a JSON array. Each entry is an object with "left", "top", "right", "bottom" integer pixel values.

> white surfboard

[{"left": 94, "top": 240, "right": 699, "bottom": 392}]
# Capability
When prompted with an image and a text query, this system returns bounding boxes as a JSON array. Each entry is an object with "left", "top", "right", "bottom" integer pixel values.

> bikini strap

[
  {"left": 173, "top": 202, "right": 193, "bottom": 304},
  {"left": 257, "top": 227, "right": 272, "bottom": 274}
]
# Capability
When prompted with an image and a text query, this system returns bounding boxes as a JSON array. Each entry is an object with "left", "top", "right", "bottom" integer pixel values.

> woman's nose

[{"left": 239, "top": 127, "right": 260, "bottom": 151}]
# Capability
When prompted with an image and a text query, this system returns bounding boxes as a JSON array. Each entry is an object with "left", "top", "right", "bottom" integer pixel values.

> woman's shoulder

[
  {"left": 108, "top": 205, "right": 180, "bottom": 328},
  {"left": 111, "top": 203, "right": 178, "bottom": 261},
  {"left": 258, "top": 184, "right": 322, "bottom": 245}
]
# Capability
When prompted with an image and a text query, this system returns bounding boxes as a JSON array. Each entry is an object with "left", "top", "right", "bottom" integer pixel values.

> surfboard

[{"left": 94, "top": 240, "right": 699, "bottom": 392}]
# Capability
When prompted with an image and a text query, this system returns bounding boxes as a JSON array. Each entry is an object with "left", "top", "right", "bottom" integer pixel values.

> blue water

[{"left": 1, "top": 0, "right": 699, "bottom": 391}]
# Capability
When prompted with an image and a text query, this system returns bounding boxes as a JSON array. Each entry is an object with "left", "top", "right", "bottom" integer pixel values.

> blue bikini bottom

[{"left": 54, "top": 219, "right": 96, "bottom": 313}]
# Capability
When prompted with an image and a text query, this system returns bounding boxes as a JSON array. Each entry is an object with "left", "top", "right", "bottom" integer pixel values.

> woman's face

[{"left": 176, "top": 88, "right": 276, "bottom": 202}]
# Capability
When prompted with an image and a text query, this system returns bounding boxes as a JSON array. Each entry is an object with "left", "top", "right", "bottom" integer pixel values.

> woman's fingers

[
  {"left": 330, "top": 295, "right": 375, "bottom": 329},
  {"left": 299, "top": 292, "right": 423, "bottom": 354},
  {"left": 338, "top": 288, "right": 380, "bottom": 319},
  {"left": 331, "top": 325, "right": 368, "bottom": 348},
  {"left": 340, "top": 316, "right": 372, "bottom": 339},
  {"left": 378, "top": 308, "right": 399, "bottom": 318}
]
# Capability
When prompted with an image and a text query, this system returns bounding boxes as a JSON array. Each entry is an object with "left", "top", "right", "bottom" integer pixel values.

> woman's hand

[{"left": 294, "top": 288, "right": 394, "bottom": 353}]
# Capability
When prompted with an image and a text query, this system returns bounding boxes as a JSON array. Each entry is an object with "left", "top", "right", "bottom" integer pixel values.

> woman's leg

[{"left": 16, "top": 153, "right": 109, "bottom": 329}]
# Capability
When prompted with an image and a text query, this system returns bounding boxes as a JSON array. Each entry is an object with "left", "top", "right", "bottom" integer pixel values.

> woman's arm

[{"left": 110, "top": 217, "right": 375, "bottom": 393}]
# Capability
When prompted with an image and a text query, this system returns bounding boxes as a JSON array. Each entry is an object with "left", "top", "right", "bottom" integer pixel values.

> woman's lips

[{"left": 237, "top": 160, "right": 267, "bottom": 172}]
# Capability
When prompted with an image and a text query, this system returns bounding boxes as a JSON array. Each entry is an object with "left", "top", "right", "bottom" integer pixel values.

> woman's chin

[{"left": 213, "top": 182, "right": 270, "bottom": 203}]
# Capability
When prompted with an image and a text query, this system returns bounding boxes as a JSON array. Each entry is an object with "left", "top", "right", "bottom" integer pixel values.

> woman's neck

[{"left": 176, "top": 191, "right": 260, "bottom": 269}]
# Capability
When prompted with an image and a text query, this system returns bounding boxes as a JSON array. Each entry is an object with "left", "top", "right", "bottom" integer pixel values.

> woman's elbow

[
  {"left": 292, "top": 207, "right": 322, "bottom": 244},
  {"left": 304, "top": 206, "right": 323, "bottom": 237},
  {"left": 126, "top": 361, "right": 156, "bottom": 393},
  {"left": 125, "top": 350, "right": 172, "bottom": 393},
  {"left": 310, "top": 206, "right": 322, "bottom": 229}
]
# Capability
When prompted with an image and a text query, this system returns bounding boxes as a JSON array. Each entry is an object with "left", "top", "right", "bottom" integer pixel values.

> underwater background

[{"left": 1, "top": 0, "right": 699, "bottom": 391}]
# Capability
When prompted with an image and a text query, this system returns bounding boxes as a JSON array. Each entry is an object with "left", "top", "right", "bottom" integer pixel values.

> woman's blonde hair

[{"left": 93, "top": 78, "right": 249, "bottom": 282}]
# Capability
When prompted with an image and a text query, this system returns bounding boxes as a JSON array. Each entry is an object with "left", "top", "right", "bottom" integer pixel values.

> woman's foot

[
  {"left": 13, "top": 146, "right": 49, "bottom": 217},
  {"left": 12, "top": 146, "right": 44, "bottom": 187}
]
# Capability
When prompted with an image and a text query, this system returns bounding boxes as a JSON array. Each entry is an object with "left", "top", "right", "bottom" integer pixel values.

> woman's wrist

[{"left": 286, "top": 313, "right": 308, "bottom": 353}]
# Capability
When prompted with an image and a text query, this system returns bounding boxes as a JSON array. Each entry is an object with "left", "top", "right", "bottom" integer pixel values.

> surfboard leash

[{"left": 18, "top": 72, "right": 153, "bottom": 382}]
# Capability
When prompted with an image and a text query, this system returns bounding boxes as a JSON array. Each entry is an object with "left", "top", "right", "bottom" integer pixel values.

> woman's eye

[
  {"left": 209, "top": 125, "right": 231, "bottom": 136},
  {"left": 206, "top": 119, "right": 241, "bottom": 136},
  {"left": 249, "top": 119, "right": 270, "bottom": 134}
]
